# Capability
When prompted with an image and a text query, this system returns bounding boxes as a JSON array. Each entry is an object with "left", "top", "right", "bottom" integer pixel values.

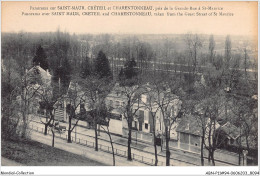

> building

[
  {"left": 176, "top": 114, "right": 202, "bottom": 153},
  {"left": 106, "top": 83, "right": 182, "bottom": 144},
  {"left": 24, "top": 65, "right": 52, "bottom": 115}
]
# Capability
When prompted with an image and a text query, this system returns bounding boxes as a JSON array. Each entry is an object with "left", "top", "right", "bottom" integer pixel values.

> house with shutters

[{"left": 106, "top": 83, "right": 182, "bottom": 144}]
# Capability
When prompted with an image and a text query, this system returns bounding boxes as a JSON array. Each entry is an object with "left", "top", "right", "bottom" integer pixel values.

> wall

[
  {"left": 122, "top": 128, "right": 153, "bottom": 143},
  {"left": 108, "top": 119, "right": 122, "bottom": 135},
  {"left": 179, "top": 132, "right": 201, "bottom": 153}
]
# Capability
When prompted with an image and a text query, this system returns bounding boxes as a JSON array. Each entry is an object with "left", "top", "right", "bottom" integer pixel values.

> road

[
  {"left": 29, "top": 130, "right": 146, "bottom": 166},
  {"left": 30, "top": 118, "right": 234, "bottom": 166}
]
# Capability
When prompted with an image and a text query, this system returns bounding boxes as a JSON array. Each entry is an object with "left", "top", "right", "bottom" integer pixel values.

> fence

[
  {"left": 31, "top": 121, "right": 201, "bottom": 166},
  {"left": 30, "top": 120, "right": 239, "bottom": 166},
  {"left": 30, "top": 124, "right": 170, "bottom": 166}
]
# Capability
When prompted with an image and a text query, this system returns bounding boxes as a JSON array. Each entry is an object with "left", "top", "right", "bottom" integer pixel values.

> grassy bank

[{"left": 1, "top": 138, "right": 106, "bottom": 166}]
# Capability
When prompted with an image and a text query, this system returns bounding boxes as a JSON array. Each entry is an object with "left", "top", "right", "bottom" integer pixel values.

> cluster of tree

[{"left": 1, "top": 30, "right": 257, "bottom": 166}]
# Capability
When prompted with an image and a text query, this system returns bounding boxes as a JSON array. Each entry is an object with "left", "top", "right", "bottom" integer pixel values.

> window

[
  {"left": 145, "top": 123, "right": 148, "bottom": 129},
  {"left": 180, "top": 133, "right": 189, "bottom": 144},
  {"left": 132, "top": 121, "right": 138, "bottom": 130}
]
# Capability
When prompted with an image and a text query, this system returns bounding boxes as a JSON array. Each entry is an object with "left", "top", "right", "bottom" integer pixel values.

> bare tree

[
  {"left": 141, "top": 84, "right": 160, "bottom": 166},
  {"left": 82, "top": 75, "right": 113, "bottom": 151},
  {"left": 146, "top": 74, "right": 182, "bottom": 166},
  {"left": 185, "top": 33, "right": 203, "bottom": 76},
  {"left": 19, "top": 69, "right": 42, "bottom": 138},
  {"left": 209, "top": 35, "right": 216, "bottom": 64},
  {"left": 229, "top": 93, "right": 258, "bottom": 165},
  {"left": 99, "top": 104, "right": 115, "bottom": 166},
  {"left": 116, "top": 82, "right": 143, "bottom": 161},
  {"left": 1, "top": 56, "right": 22, "bottom": 139},
  {"left": 224, "top": 35, "right": 232, "bottom": 67},
  {"left": 65, "top": 78, "right": 87, "bottom": 143},
  {"left": 196, "top": 91, "right": 226, "bottom": 166}
]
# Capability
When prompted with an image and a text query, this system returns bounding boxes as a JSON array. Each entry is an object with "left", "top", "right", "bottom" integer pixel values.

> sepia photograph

[{"left": 1, "top": 1, "right": 258, "bottom": 175}]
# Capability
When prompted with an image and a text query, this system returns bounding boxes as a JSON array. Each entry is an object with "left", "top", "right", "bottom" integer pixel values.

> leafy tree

[
  {"left": 124, "top": 58, "right": 138, "bottom": 79},
  {"left": 80, "top": 56, "right": 92, "bottom": 79},
  {"left": 119, "top": 58, "right": 138, "bottom": 81},
  {"left": 33, "top": 45, "right": 49, "bottom": 70},
  {"left": 94, "top": 51, "right": 112, "bottom": 79}
]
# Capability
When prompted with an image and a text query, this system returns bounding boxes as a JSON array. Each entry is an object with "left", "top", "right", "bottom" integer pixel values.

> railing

[
  {"left": 30, "top": 124, "right": 163, "bottom": 166},
  {"left": 30, "top": 122, "right": 196, "bottom": 166}
]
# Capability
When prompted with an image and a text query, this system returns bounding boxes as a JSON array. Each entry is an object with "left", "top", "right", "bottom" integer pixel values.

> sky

[{"left": 1, "top": 1, "right": 258, "bottom": 37}]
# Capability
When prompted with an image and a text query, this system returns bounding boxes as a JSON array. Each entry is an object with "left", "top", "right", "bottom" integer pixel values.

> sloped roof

[
  {"left": 27, "top": 66, "right": 52, "bottom": 85},
  {"left": 67, "top": 81, "right": 85, "bottom": 98},
  {"left": 176, "top": 114, "right": 202, "bottom": 136},
  {"left": 219, "top": 121, "right": 241, "bottom": 140}
]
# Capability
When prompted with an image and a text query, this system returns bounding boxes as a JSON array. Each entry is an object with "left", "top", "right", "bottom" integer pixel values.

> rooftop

[{"left": 176, "top": 114, "right": 202, "bottom": 137}]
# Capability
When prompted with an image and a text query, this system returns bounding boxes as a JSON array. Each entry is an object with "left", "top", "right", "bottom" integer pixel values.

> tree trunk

[
  {"left": 68, "top": 130, "right": 72, "bottom": 143},
  {"left": 107, "top": 129, "right": 115, "bottom": 166},
  {"left": 211, "top": 150, "right": 215, "bottom": 166},
  {"left": 52, "top": 129, "right": 55, "bottom": 147},
  {"left": 246, "top": 135, "right": 250, "bottom": 153},
  {"left": 201, "top": 134, "right": 205, "bottom": 166},
  {"left": 238, "top": 149, "right": 241, "bottom": 165},
  {"left": 95, "top": 121, "right": 98, "bottom": 151},
  {"left": 98, "top": 124, "right": 100, "bottom": 136},
  {"left": 68, "top": 117, "right": 72, "bottom": 143},
  {"left": 153, "top": 132, "right": 158, "bottom": 166},
  {"left": 165, "top": 126, "right": 170, "bottom": 166},
  {"left": 152, "top": 116, "right": 158, "bottom": 166},
  {"left": 208, "top": 151, "right": 211, "bottom": 164},
  {"left": 127, "top": 119, "right": 132, "bottom": 161},
  {"left": 44, "top": 124, "right": 48, "bottom": 135},
  {"left": 21, "top": 110, "right": 27, "bottom": 138}
]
